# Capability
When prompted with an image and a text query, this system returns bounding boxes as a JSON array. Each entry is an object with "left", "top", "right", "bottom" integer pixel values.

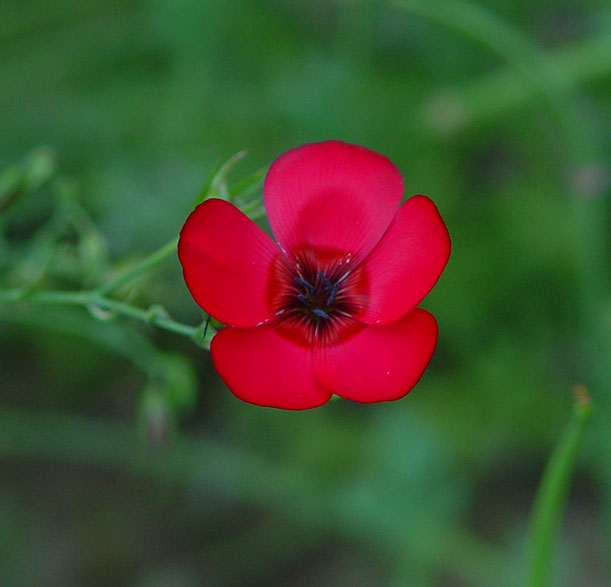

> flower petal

[
  {"left": 178, "top": 198, "right": 282, "bottom": 327},
  {"left": 314, "top": 309, "right": 438, "bottom": 403},
  {"left": 355, "top": 196, "right": 450, "bottom": 325},
  {"left": 264, "top": 141, "right": 404, "bottom": 265},
  {"left": 211, "top": 324, "right": 332, "bottom": 410}
]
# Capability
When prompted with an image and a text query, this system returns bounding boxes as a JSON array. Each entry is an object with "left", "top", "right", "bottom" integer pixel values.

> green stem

[
  {"left": 526, "top": 386, "right": 593, "bottom": 587},
  {"left": 0, "top": 288, "right": 207, "bottom": 344},
  {"left": 96, "top": 236, "right": 179, "bottom": 296}
]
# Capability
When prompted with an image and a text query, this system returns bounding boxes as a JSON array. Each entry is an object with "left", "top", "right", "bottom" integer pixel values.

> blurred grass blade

[
  {"left": 526, "top": 385, "right": 592, "bottom": 587},
  {"left": 423, "top": 33, "right": 611, "bottom": 134}
]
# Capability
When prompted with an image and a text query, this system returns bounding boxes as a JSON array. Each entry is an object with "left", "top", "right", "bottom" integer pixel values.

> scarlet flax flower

[{"left": 178, "top": 141, "right": 450, "bottom": 409}]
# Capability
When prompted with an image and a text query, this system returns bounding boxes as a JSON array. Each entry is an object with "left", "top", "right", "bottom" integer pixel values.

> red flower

[{"left": 178, "top": 141, "right": 450, "bottom": 409}]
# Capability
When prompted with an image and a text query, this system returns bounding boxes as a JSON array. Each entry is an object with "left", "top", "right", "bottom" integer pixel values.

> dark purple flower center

[
  {"left": 291, "top": 271, "right": 346, "bottom": 321},
  {"left": 266, "top": 246, "right": 369, "bottom": 347}
]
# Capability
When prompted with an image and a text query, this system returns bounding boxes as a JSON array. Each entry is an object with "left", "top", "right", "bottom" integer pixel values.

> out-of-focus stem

[
  {"left": 422, "top": 33, "right": 611, "bottom": 132},
  {"left": 526, "top": 386, "right": 592, "bottom": 587},
  {"left": 389, "top": 0, "right": 573, "bottom": 124}
]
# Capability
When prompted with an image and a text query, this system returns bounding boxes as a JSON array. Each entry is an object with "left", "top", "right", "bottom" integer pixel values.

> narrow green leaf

[{"left": 526, "top": 385, "right": 593, "bottom": 587}]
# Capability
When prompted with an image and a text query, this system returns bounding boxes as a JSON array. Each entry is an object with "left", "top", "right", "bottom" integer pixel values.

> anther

[
  {"left": 318, "top": 271, "right": 333, "bottom": 291},
  {"left": 312, "top": 308, "right": 330, "bottom": 320},
  {"left": 326, "top": 282, "right": 339, "bottom": 306},
  {"left": 294, "top": 276, "right": 313, "bottom": 293}
]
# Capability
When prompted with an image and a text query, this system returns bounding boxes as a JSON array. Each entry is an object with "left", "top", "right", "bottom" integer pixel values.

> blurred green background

[{"left": 1, "top": 0, "right": 609, "bottom": 585}]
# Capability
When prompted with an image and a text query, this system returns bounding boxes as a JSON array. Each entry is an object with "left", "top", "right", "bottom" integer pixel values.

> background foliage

[{"left": 1, "top": 0, "right": 609, "bottom": 585}]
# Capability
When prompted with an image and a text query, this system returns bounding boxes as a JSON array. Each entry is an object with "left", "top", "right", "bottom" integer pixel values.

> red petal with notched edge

[
  {"left": 178, "top": 198, "right": 284, "bottom": 327},
  {"left": 354, "top": 196, "right": 450, "bottom": 325},
  {"left": 264, "top": 141, "right": 404, "bottom": 266},
  {"left": 211, "top": 324, "right": 332, "bottom": 410},
  {"left": 313, "top": 309, "right": 438, "bottom": 403}
]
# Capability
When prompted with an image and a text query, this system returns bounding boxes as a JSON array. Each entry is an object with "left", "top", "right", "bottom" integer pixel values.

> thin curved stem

[{"left": 0, "top": 288, "right": 208, "bottom": 345}]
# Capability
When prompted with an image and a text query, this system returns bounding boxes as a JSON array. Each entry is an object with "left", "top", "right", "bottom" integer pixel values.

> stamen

[
  {"left": 318, "top": 271, "right": 333, "bottom": 291},
  {"left": 312, "top": 308, "right": 330, "bottom": 320},
  {"left": 294, "top": 276, "right": 313, "bottom": 294},
  {"left": 326, "top": 282, "right": 339, "bottom": 306},
  {"left": 297, "top": 294, "right": 311, "bottom": 307}
]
